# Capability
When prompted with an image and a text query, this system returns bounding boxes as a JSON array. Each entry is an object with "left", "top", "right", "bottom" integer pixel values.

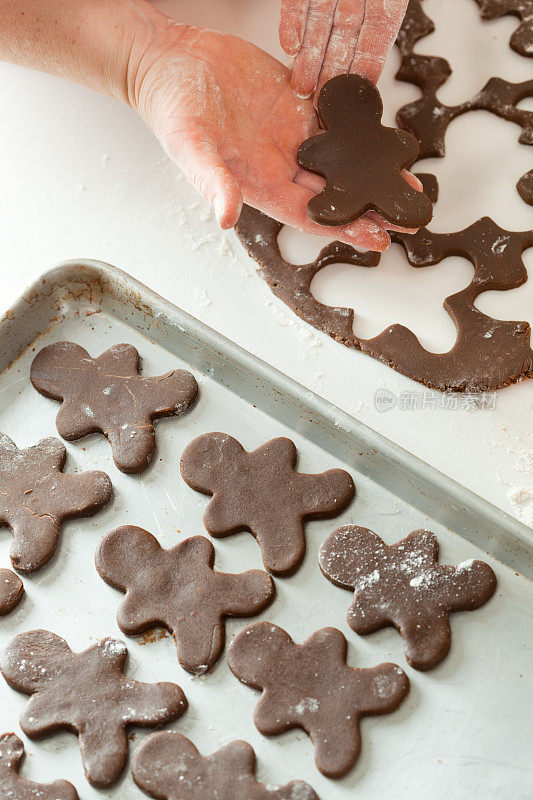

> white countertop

[{"left": 0, "top": 0, "right": 531, "bottom": 526}]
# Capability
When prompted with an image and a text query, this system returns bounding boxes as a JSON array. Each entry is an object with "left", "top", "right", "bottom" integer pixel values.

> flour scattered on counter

[
  {"left": 507, "top": 487, "right": 533, "bottom": 525},
  {"left": 190, "top": 233, "right": 218, "bottom": 251},
  {"left": 218, "top": 237, "right": 234, "bottom": 259},
  {"left": 265, "top": 300, "right": 322, "bottom": 349},
  {"left": 198, "top": 204, "right": 213, "bottom": 223},
  {"left": 189, "top": 287, "right": 212, "bottom": 313}
]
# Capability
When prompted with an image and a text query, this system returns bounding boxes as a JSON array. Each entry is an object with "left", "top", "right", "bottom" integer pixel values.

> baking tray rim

[{"left": 1, "top": 257, "right": 531, "bottom": 577}]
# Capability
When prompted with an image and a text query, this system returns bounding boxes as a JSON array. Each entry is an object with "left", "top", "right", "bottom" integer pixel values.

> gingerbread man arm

[
  {"left": 296, "top": 133, "right": 327, "bottom": 173},
  {"left": 0, "top": 734, "right": 24, "bottom": 773},
  {"left": 213, "top": 568, "right": 274, "bottom": 618},
  {"left": 346, "top": 598, "right": 391, "bottom": 634},
  {"left": 56, "top": 401, "right": 100, "bottom": 441},
  {"left": 382, "top": 172, "right": 435, "bottom": 227},
  {"left": 203, "top": 493, "right": 245, "bottom": 536},
  {"left": 94, "top": 343, "right": 141, "bottom": 375},
  {"left": 298, "top": 469, "right": 355, "bottom": 518},
  {"left": 355, "top": 662, "right": 410, "bottom": 715},
  {"left": 391, "top": 128, "right": 421, "bottom": 169},
  {"left": 439, "top": 559, "right": 497, "bottom": 612},
  {"left": 400, "top": 529, "right": 440, "bottom": 566},
  {"left": 252, "top": 692, "right": 293, "bottom": 737},
  {"left": 25, "top": 437, "right": 66, "bottom": 470},
  {"left": 116, "top": 595, "right": 160, "bottom": 636},
  {"left": 21, "top": 693, "right": 72, "bottom": 737},
  {"left": 0, "top": 570, "right": 24, "bottom": 616},
  {"left": 306, "top": 186, "right": 358, "bottom": 227},
  {"left": 120, "top": 678, "right": 187, "bottom": 727},
  {"left": 53, "top": 470, "right": 112, "bottom": 519},
  {"left": 144, "top": 370, "right": 199, "bottom": 417},
  {"left": 253, "top": 436, "right": 298, "bottom": 466}
]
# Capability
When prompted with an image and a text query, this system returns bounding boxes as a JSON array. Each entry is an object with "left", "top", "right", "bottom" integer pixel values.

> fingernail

[
  {"left": 294, "top": 88, "right": 313, "bottom": 100},
  {"left": 213, "top": 195, "right": 224, "bottom": 227},
  {"left": 287, "top": 34, "right": 301, "bottom": 55}
]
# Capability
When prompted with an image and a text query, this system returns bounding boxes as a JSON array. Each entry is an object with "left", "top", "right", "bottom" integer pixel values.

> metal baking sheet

[{"left": 0, "top": 260, "right": 531, "bottom": 800}]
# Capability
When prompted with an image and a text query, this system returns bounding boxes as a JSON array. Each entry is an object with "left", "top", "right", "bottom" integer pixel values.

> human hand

[
  {"left": 280, "top": 0, "right": 409, "bottom": 99},
  {"left": 132, "top": 24, "right": 419, "bottom": 251}
]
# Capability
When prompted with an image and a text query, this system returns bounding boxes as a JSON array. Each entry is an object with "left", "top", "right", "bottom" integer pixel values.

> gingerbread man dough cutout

[
  {"left": 180, "top": 433, "right": 355, "bottom": 575},
  {"left": 0, "top": 570, "right": 24, "bottom": 616},
  {"left": 0, "top": 732, "right": 79, "bottom": 800},
  {"left": 96, "top": 526, "right": 275, "bottom": 674},
  {"left": 31, "top": 342, "right": 198, "bottom": 473},
  {"left": 0, "top": 433, "right": 112, "bottom": 573},
  {"left": 0, "top": 630, "right": 187, "bottom": 788},
  {"left": 319, "top": 526, "right": 497, "bottom": 670},
  {"left": 297, "top": 74, "right": 433, "bottom": 228},
  {"left": 228, "top": 622, "right": 409, "bottom": 778},
  {"left": 133, "top": 732, "right": 320, "bottom": 800}
]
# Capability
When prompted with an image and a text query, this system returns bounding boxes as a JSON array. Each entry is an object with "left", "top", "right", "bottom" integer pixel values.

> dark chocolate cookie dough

[
  {"left": 0, "top": 630, "right": 187, "bottom": 788},
  {"left": 31, "top": 342, "right": 198, "bottom": 473},
  {"left": 473, "top": 0, "right": 533, "bottom": 58},
  {"left": 297, "top": 74, "right": 432, "bottom": 228},
  {"left": 517, "top": 169, "right": 533, "bottom": 204},
  {"left": 235, "top": 205, "right": 533, "bottom": 392},
  {"left": 96, "top": 526, "right": 274, "bottom": 674},
  {"left": 180, "top": 433, "right": 355, "bottom": 575},
  {"left": 0, "top": 570, "right": 24, "bottom": 616},
  {"left": 396, "top": 1, "right": 532, "bottom": 186},
  {"left": 133, "top": 733, "right": 320, "bottom": 800},
  {"left": 0, "top": 733, "right": 78, "bottom": 800},
  {"left": 228, "top": 622, "right": 409, "bottom": 778},
  {"left": 234, "top": 2, "right": 533, "bottom": 392},
  {"left": 319, "top": 525, "right": 497, "bottom": 670},
  {"left": 0, "top": 433, "right": 112, "bottom": 573}
]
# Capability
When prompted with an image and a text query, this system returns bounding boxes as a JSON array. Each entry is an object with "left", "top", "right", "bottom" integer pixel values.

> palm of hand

[{"left": 137, "top": 25, "right": 393, "bottom": 249}]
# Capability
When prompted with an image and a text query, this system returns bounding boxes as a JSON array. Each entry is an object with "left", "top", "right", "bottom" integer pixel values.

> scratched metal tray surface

[{"left": 0, "top": 260, "right": 531, "bottom": 800}]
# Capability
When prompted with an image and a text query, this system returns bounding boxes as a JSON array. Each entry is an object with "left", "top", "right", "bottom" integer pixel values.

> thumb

[{"left": 175, "top": 138, "right": 243, "bottom": 229}]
